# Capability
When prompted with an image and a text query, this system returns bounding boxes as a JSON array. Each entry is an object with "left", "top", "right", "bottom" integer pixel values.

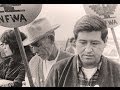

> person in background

[
  {"left": 0, "top": 45, "right": 5, "bottom": 63},
  {"left": 45, "top": 15, "right": 120, "bottom": 87},
  {"left": 0, "top": 30, "right": 33, "bottom": 87},
  {"left": 66, "top": 37, "right": 76, "bottom": 55},
  {"left": 22, "top": 18, "right": 72, "bottom": 87}
]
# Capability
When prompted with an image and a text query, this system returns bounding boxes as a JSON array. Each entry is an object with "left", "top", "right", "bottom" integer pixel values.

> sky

[
  {"left": 0, "top": 4, "right": 120, "bottom": 41},
  {"left": 38, "top": 4, "right": 86, "bottom": 41},
  {"left": 0, "top": 4, "right": 86, "bottom": 41}
]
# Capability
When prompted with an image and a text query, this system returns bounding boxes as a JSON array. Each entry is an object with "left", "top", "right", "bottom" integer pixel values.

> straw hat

[{"left": 23, "top": 18, "right": 60, "bottom": 46}]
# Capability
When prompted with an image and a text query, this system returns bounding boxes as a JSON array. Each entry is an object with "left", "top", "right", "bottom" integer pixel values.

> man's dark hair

[{"left": 73, "top": 15, "right": 108, "bottom": 43}]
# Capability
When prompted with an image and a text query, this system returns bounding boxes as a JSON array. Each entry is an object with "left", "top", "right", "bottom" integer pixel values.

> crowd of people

[{"left": 0, "top": 13, "right": 120, "bottom": 87}]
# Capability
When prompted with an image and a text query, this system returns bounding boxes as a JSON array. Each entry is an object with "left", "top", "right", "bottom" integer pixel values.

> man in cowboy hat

[{"left": 22, "top": 18, "right": 72, "bottom": 87}]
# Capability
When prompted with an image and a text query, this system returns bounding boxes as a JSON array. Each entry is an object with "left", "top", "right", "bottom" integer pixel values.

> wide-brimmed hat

[{"left": 23, "top": 18, "right": 60, "bottom": 46}]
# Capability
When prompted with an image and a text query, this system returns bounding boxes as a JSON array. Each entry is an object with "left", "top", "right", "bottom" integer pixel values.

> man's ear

[{"left": 48, "top": 35, "right": 55, "bottom": 44}]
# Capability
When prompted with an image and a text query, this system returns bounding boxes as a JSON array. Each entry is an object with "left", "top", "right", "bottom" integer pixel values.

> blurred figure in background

[
  {"left": 0, "top": 44, "right": 5, "bottom": 63},
  {"left": 0, "top": 30, "right": 33, "bottom": 87},
  {"left": 66, "top": 37, "right": 76, "bottom": 55}
]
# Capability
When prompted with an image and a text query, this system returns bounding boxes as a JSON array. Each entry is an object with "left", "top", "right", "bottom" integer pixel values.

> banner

[
  {"left": 0, "top": 4, "right": 42, "bottom": 28},
  {"left": 83, "top": 4, "right": 120, "bottom": 28}
]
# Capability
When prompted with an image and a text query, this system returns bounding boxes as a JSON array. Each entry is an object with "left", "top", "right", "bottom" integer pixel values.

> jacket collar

[{"left": 59, "top": 55, "right": 117, "bottom": 87}]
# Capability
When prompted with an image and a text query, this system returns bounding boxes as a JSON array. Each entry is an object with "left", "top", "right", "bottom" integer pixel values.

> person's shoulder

[
  {"left": 28, "top": 54, "right": 42, "bottom": 70},
  {"left": 57, "top": 50, "right": 73, "bottom": 61},
  {"left": 53, "top": 55, "right": 74, "bottom": 70},
  {"left": 104, "top": 56, "right": 120, "bottom": 79},
  {"left": 29, "top": 54, "right": 41, "bottom": 63},
  {"left": 103, "top": 56, "right": 120, "bottom": 68},
  {"left": 30, "top": 54, "right": 39, "bottom": 60}
]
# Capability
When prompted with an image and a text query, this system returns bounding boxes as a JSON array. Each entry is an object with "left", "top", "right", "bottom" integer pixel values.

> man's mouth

[{"left": 83, "top": 55, "right": 94, "bottom": 58}]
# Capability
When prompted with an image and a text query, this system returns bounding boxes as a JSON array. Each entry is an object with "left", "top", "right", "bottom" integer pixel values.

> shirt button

[{"left": 40, "top": 79, "right": 43, "bottom": 82}]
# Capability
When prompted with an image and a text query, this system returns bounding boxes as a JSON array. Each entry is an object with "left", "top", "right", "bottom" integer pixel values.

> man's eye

[
  {"left": 92, "top": 42, "right": 99, "bottom": 45},
  {"left": 31, "top": 42, "right": 39, "bottom": 47},
  {"left": 79, "top": 42, "right": 86, "bottom": 45}
]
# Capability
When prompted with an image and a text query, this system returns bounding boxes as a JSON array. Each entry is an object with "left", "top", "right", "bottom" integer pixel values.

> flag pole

[
  {"left": 64, "top": 38, "right": 69, "bottom": 51},
  {"left": 14, "top": 27, "right": 34, "bottom": 87},
  {"left": 110, "top": 28, "right": 120, "bottom": 62}
]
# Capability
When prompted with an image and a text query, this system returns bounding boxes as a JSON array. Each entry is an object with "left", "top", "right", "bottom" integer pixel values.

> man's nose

[{"left": 84, "top": 44, "right": 93, "bottom": 53}]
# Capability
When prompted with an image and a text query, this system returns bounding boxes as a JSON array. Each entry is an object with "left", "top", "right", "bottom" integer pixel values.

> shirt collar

[
  {"left": 77, "top": 55, "right": 102, "bottom": 72},
  {"left": 54, "top": 48, "right": 60, "bottom": 62}
]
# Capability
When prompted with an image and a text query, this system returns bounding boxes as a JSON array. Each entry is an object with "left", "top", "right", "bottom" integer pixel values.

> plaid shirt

[{"left": 77, "top": 55, "right": 102, "bottom": 87}]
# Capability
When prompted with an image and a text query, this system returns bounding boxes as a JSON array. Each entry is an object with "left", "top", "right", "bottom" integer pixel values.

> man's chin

[{"left": 82, "top": 58, "right": 96, "bottom": 65}]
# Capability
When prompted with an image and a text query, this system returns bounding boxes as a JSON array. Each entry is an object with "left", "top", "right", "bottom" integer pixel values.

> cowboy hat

[{"left": 23, "top": 18, "right": 60, "bottom": 46}]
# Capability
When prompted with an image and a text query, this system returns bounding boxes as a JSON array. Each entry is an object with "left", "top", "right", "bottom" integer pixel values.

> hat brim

[{"left": 23, "top": 24, "right": 60, "bottom": 46}]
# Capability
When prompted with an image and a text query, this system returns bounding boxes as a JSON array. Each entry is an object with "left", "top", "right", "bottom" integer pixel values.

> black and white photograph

[{"left": 0, "top": 4, "right": 119, "bottom": 87}]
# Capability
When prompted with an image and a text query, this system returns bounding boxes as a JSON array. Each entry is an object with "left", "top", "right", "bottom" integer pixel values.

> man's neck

[
  {"left": 48, "top": 45, "right": 58, "bottom": 61},
  {"left": 82, "top": 64, "right": 98, "bottom": 69},
  {"left": 82, "top": 67, "right": 97, "bottom": 81}
]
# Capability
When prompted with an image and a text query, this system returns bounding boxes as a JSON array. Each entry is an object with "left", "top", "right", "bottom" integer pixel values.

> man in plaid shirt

[
  {"left": 45, "top": 15, "right": 120, "bottom": 87},
  {"left": 77, "top": 55, "right": 102, "bottom": 87}
]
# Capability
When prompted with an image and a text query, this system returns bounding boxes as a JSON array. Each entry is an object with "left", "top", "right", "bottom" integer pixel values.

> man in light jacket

[{"left": 22, "top": 18, "right": 72, "bottom": 87}]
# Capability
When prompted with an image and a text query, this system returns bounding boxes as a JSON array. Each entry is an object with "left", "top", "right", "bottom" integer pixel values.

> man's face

[
  {"left": 31, "top": 36, "right": 54, "bottom": 60},
  {"left": 76, "top": 31, "right": 106, "bottom": 68},
  {"left": 1, "top": 44, "right": 13, "bottom": 57}
]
